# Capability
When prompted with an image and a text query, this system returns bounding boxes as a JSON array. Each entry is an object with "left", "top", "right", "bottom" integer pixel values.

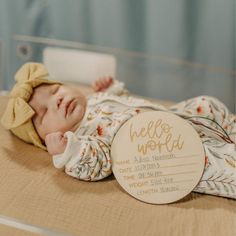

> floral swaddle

[{"left": 170, "top": 96, "right": 236, "bottom": 199}]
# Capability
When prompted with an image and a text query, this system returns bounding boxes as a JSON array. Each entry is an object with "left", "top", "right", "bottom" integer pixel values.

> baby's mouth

[{"left": 65, "top": 99, "right": 77, "bottom": 117}]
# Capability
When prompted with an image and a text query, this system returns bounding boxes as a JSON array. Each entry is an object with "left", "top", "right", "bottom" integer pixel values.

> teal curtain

[{"left": 0, "top": 0, "right": 235, "bottom": 111}]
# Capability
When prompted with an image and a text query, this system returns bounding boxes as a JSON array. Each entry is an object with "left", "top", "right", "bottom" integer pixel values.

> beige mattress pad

[{"left": 0, "top": 94, "right": 235, "bottom": 236}]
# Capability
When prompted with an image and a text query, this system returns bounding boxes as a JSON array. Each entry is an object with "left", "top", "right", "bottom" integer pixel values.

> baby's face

[{"left": 29, "top": 83, "right": 87, "bottom": 141}]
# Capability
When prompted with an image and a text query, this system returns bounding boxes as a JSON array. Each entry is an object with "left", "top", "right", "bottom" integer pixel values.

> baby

[{"left": 1, "top": 63, "right": 236, "bottom": 199}]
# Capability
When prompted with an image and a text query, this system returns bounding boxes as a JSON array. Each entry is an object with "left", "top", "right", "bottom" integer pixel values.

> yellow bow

[
  {"left": 1, "top": 63, "right": 50, "bottom": 129},
  {"left": 1, "top": 97, "right": 35, "bottom": 129},
  {"left": 1, "top": 62, "right": 61, "bottom": 150}
]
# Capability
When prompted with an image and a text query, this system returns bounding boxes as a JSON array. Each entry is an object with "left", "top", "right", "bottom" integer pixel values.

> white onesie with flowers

[{"left": 53, "top": 81, "right": 236, "bottom": 199}]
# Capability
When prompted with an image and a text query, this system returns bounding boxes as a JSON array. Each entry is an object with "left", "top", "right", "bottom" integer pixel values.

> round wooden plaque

[{"left": 111, "top": 111, "right": 205, "bottom": 204}]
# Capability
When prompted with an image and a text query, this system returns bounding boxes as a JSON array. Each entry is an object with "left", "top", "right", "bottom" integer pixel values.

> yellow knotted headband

[{"left": 1, "top": 62, "right": 61, "bottom": 150}]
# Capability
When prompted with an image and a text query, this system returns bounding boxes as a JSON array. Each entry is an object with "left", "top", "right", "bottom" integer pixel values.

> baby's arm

[{"left": 49, "top": 131, "right": 112, "bottom": 181}]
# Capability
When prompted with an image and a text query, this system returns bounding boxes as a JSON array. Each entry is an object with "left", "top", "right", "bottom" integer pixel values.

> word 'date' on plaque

[{"left": 111, "top": 111, "right": 205, "bottom": 204}]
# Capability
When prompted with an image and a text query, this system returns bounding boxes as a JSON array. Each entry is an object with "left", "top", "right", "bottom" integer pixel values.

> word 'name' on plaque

[{"left": 111, "top": 111, "right": 205, "bottom": 204}]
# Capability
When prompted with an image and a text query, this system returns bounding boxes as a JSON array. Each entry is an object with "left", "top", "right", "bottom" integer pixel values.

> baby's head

[{"left": 1, "top": 63, "right": 87, "bottom": 150}]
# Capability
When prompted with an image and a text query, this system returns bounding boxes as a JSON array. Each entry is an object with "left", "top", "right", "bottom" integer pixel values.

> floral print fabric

[
  {"left": 53, "top": 92, "right": 168, "bottom": 181},
  {"left": 53, "top": 84, "right": 235, "bottom": 199},
  {"left": 169, "top": 96, "right": 236, "bottom": 199}
]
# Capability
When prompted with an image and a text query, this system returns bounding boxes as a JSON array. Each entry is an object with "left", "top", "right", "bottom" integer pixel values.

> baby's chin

[
  {"left": 75, "top": 103, "right": 86, "bottom": 119},
  {"left": 67, "top": 104, "right": 86, "bottom": 129}
]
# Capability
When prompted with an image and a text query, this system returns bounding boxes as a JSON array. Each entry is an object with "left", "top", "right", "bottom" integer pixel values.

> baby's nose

[{"left": 56, "top": 96, "right": 63, "bottom": 108}]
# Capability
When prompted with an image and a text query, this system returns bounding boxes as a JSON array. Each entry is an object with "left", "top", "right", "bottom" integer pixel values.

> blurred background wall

[{"left": 0, "top": 0, "right": 235, "bottom": 111}]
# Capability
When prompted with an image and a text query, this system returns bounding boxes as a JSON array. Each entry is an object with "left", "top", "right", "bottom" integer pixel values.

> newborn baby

[{"left": 1, "top": 63, "right": 235, "bottom": 199}]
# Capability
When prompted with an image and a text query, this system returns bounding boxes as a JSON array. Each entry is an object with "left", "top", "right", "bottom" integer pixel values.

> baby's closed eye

[{"left": 51, "top": 84, "right": 60, "bottom": 94}]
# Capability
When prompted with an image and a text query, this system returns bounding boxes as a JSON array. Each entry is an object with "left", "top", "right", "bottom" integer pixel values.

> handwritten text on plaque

[{"left": 111, "top": 111, "right": 205, "bottom": 204}]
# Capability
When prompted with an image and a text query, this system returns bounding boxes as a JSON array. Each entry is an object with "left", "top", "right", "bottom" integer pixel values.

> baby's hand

[
  {"left": 92, "top": 76, "right": 114, "bottom": 92},
  {"left": 45, "top": 132, "right": 67, "bottom": 155}
]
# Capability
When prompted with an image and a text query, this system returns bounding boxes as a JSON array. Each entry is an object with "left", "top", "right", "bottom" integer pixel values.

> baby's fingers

[
  {"left": 92, "top": 76, "right": 113, "bottom": 91},
  {"left": 45, "top": 132, "right": 67, "bottom": 155},
  {"left": 45, "top": 132, "right": 63, "bottom": 144}
]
